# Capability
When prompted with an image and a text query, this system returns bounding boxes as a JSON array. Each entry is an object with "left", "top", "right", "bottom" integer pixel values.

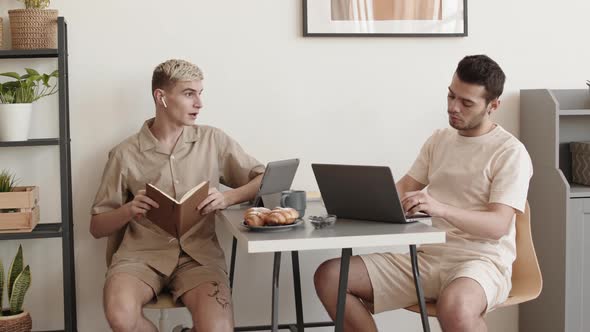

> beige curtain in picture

[{"left": 331, "top": 0, "right": 442, "bottom": 21}]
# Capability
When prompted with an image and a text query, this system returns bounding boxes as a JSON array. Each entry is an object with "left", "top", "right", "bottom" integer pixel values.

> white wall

[{"left": 1, "top": 0, "right": 589, "bottom": 331}]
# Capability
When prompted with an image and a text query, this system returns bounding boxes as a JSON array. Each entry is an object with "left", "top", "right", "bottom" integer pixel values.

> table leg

[
  {"left": 334, "top": 248, "right": 352, "bottom": 332},
  {"left": 410, "top": 245, "right": 430, "bottom": 332},
  {"left": 272, "top": 252, "right": 282, "bottom": 332},
  {"left": 229, "top": 236, "right": 237, "bottom": 290},
  {"left": 291, "top": 251, "right": 304, "bottom": 331}
]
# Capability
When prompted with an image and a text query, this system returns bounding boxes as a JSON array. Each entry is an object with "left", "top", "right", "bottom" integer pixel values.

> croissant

[
  {"left": 244, "top": 207, "right": 271, "bottom": 227},
  {"left": 281, "top": 207, "right": 299, "bottom": 220},
  {"left": 245, "top": 207, "right": 271, "bottom": 215},
  {"left": 264, "top": 207, "right": 299, "bottom": 225}
]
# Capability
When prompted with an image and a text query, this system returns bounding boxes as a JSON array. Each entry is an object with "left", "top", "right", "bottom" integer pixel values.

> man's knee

[
  {"left": 104, "top": 278, "right": 148, "bottom": 332},
  {"left": 436, "top": 295, "right": 481, "bottom": 330},
  {"left": 105, "top": 300, "right": 142, "bottom": 332},
  {"left": 314, "top": 259, "right": 340, "bottom": 294}
]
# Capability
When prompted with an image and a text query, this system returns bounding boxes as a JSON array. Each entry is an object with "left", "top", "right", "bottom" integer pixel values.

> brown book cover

[{"left": 145, "top": 181, "right": 209, "bottom": 237}]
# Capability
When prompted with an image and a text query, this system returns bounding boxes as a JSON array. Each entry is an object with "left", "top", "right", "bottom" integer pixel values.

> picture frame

[{"left": 303, "top": 0, "right": 467, "bottom": 37}]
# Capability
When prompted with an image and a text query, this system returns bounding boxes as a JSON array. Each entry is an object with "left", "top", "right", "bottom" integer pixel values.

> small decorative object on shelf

[
  {"left": 8, "top": 0, "right": 58, "bottom": 50},
  {"left": 0, "top": 68, "right": 59, "bottom": 141},
  {"left": 0, "top": 244, "right": 33, "bottom": 332},
  {"left": 587, "top": 80, "right": 590, "bottom": 93},
  {"left": 0, "top": 170, "right": 39, "bottom": 233}
]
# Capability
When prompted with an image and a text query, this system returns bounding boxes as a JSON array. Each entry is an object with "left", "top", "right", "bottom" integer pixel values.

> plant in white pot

[
  {"left": 0, "top": 68, "right": 58, "bottom": 141},
  {"left": 0, "top": 245, "right": 32, "bottom": 332},
  {"left": 9, "top": 0, "right": 58, "bottom": 50}
]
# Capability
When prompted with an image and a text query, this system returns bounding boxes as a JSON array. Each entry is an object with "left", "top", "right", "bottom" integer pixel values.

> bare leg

[
  {"left": 104, "top": 273, "right": 157, "bottom": 332},
  {"left": 314, "top": 256, "right": 377, "bottom": 332},
  {"left": 436, "top": 277, "right": 488, "bottom": 332},
  {"left": 182, "top": 281, "right": 234, "bottom": 332}
]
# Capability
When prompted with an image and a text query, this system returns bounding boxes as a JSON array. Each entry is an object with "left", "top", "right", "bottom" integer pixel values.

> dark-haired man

[{"left": 314, "top": 55, "right": 532, "bottom": 331}]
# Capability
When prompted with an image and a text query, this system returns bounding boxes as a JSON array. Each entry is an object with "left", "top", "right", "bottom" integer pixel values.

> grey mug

[{"left": 280, "top": 190, "right": 306, "bottom": 217}]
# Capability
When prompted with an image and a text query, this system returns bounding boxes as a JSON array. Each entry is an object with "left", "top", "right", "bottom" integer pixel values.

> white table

[{"left": 221, "top": 201, "right": 446, "bottom": 332}]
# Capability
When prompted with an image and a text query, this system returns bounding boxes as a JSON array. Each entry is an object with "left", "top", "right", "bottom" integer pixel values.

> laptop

[
  {"left": 253, "top": 158, "right": 300, "bottom": 207},
  {"left": 311, "top": 163, "right": 430, "bottom": 223}
]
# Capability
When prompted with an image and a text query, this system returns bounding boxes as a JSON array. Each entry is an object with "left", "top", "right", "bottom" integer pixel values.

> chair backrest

[{"left": 499, "top": 201, "right": 543, "bottom": 307}]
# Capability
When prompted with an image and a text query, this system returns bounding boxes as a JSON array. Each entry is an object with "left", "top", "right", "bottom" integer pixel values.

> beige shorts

[
  {"left": 360, "top": 250, "right": 510, "bottom": 314},
  {"left": 106, "top": 252, "right": 229, "bottom": 303}
]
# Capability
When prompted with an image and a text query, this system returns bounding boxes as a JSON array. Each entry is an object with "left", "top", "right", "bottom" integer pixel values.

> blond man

[{"left": 90, "top": 59, "right": 264, "bottom": 332}]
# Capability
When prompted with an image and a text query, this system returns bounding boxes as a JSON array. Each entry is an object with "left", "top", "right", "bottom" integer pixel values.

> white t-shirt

[{"left": 407, "top": 125, "right": 533, "bottom": 273}]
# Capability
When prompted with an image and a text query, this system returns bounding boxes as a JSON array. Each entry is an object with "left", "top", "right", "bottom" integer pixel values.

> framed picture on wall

[{"left": 303, "top": 0, "right": 467, "bottom": 37}]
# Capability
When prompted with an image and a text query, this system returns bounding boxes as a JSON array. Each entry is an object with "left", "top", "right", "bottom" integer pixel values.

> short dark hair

[{"left": 455, "top": 55, "right": 505, "bottom": 103}]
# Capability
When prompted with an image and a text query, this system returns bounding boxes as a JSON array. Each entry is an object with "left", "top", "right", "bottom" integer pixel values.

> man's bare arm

[
  {"left": 198, "top": 174, "right": 263, "bottom": 214},
  {"left": 90, "top": 189, "right": 159, "bottom": 239},
  {"left": 402, "top": 189, "right": 516, "bottom": 240},
  {"left": 396, "top": 174, "right": 426, "bottom": 198}
]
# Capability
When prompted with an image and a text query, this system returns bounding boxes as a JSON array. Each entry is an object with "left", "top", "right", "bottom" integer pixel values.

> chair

[
  {"left": 405, "top": 201, "right": 543, "bottom": 316},
  {"left": 144, "top": 291, "right": 184, "bottom": 331},
  {"left": 105, "top": 229, "right": 184, "bottom": 332}
]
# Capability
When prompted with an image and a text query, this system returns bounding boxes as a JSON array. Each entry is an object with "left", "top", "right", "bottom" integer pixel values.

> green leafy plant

[
  {"left": 0, "top": 245, "right": 31, "bottom": 316},
  {"left": 0, "top": 169, "right": 18, "bottom": 193},
  {"left": 0, "top": 68, "right": 58, "bottom": 104},
  {"left": 18, "top": 0, "right": 50, "bottom": 9},
  {"left": 0, "top": 169, "right": 19, "bottom": 213}
]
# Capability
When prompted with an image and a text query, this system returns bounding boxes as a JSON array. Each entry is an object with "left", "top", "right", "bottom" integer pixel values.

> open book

[{"left": 145, "top": 180, "right": 210, "bottom": 238}]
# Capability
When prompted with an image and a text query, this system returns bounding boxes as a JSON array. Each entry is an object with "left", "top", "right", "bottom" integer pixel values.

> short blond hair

[{"left": 151, "top": 59, "right": 204, "bottom": 95}]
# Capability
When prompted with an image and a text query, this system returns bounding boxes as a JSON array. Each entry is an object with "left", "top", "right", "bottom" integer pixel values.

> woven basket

[
  {"left": 8, "top": 9, "right": 58, "bottom": 49},
  {"left": 0, "top": 310, "right": 32, "bottom": 332}
]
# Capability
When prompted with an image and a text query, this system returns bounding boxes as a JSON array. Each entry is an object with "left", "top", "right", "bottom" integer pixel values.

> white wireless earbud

[{"left": 161, "top": 97, "right": 168, "bottom": 108}]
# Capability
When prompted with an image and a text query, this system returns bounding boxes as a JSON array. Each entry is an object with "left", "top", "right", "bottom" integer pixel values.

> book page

[
  {"left": 178, "top": 181, "right": 210, "bottom": 237},
  {"left": 148, "top": 183, "right": 179, "bottom": 204},
  {"left": 179, "top": 180, "right": 208, "bottom": 204}
]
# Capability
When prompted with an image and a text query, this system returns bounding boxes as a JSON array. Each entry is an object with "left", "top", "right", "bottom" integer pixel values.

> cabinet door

[{"left": 567, "top": 198, "right": 590, "bottom": 332}]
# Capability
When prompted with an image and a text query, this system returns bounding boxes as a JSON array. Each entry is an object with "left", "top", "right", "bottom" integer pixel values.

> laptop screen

[{"left": 312, "top": 163, "right": 412, "bottom": 223}]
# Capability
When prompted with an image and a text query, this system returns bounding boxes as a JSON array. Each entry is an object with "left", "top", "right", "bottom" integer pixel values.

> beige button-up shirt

[{"left": 92, "top": 118, "right": 264, "bottom": 276}]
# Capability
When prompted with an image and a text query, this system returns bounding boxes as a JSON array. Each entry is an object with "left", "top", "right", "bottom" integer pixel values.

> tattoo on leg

[{"left": 208, "top": 281, "right": 231, "bottom": 309}]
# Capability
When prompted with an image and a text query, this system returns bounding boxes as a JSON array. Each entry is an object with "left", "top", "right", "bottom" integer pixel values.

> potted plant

[
  {"left": 0, "top": 68, "right": 58, "bottom": 141},
  {"left": 8, "top": 0, "right": 58, "bottom": 50},
  {"left": 0, "top": 245, "right": 32, "bottom": 332}
]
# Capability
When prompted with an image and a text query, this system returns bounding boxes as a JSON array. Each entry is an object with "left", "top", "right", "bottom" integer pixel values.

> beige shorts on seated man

[
  {"left": 314, "top": 54, "right": 533, "bottom": 332},
  {"left": 90, "top": 59, "right": 264, "bottom": 332}
]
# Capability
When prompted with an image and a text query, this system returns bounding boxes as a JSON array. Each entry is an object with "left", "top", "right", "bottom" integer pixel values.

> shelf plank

[
  {"left": 570, "top": 184, "right": 590, "bottom": 198},
  {"left": 0, "top": 223, "right": 62, "bottom": 240},
  {"left": 560, "top": 109, "right": 590, "bottom": 116},
  {"left": 0, "top": 138, "right": 60, "bottom": 147},
  {"left": 0, "top": 49, "right": 59, "bottom": 59}
]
